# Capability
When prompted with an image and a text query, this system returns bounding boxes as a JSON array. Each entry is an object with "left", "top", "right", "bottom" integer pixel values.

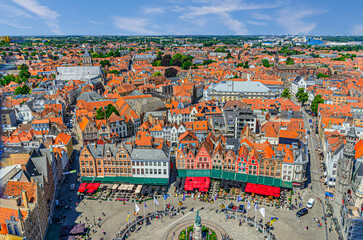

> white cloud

[
  {"left": 11, "top": 0, "right": 62, "bottom": 34},
  {"left": 0, "top": 19, "right": 31, "bottom": 28},
  {"left": 177, "top": 0, "right": 281, "bottom": 35},
  {"left": 250, "top": 13, "right": 271, "bottom": 21},
  {"left": 143, "top": 7, "right": 165, "bottom": 14},
  {"left": 247, "top": 20, "right": 268, "bottom": 26},
  {"left": 87, "top": 20, "right": 104, "bottom": 25},
  {"left": 276, "top": 7, "right": 323, "bottom": 34},
  {"left": 351, "top": 24, "right": 363, "bottom": 36},
  {"left": 113, "top": 16, "right": 157, "bottom": 35},
  {"left": 0, "top": 2, "right": 33, "bottom": 18}
]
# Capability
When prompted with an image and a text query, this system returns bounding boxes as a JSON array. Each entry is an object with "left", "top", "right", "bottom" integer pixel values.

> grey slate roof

[
  {"left": 56, "top": 66, "right": 103, "bottom": 81},
  {"left": 211, "top": 81, "right": 271, "bottom": 93},
  {"left": 131, "top": 149, "right": 168, "bottom": 161},
  {"left": 77, "top": 91, "right": 103, "bottom": 102}
]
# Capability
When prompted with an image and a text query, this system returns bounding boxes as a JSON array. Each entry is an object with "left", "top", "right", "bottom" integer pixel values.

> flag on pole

[
  {"left": 154, "top": 195, "right": 159, "bottom": 206},
  {"left": 260, "top": 208, "right": 265, "bottom": 218},
  {"left": 126, "top": 210, "right": 129, "bottom": 221},
  {"left": 270, "top": 217, "right": 278, "bottom": 224},
  {"left": 144, "top": 201, "right": 148, "bottom": 210},
  {"left": 164, "top": 194, "right": 170, "bottom": 200},
  {"left": 135, "top": 203, "right": 140, "bottom": 214},
  {"left": 247, "top": 200, "right": 251, "bottom": 210},
  {"left": 254, "top": 203, "right": 258, "bottom": 212},
  {"left": 237, "top": 196, "right": 243, "bottom": 203},
  {"left": 182, "top": 193, "right": 186, "bottom": 201}
]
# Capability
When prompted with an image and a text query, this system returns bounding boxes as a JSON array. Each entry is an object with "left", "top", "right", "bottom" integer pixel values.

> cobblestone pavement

[{"left": 55, "top": 185, "right": 338, "bottom": 240}]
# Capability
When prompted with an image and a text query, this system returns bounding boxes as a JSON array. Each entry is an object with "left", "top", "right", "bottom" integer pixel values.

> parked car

[
  {"left": 70, "top": 184, "right": 76, "bottom": 191},
  {"left": 306, "top": 198, "right": 315, "bottom": 209},
  {"left": 296, "top": 208, "right": 308, "bottom": 217}
]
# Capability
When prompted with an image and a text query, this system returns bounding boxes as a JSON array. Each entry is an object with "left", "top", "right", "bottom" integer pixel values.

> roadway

[{"left": 302, "top": 110, "right": 324, "bottom": 196}]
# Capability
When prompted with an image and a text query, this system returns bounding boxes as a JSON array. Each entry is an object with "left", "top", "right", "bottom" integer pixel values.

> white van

[{"left": 306, "top": 198, "right": 315, "bottom": 209}]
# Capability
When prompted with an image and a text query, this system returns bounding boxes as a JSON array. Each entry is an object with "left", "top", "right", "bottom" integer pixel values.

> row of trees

[
  {"left": 0, "top": 64, "right": 31, "bottom": 86},
  {"left": 153, "top": 53, "right": 193, "bottom": 70},
  {"left": 14, "top": 85, "right": 31, "bottom": 95},
  {"left": 281, "top": 88, "right": 324, "bottom": 114}
]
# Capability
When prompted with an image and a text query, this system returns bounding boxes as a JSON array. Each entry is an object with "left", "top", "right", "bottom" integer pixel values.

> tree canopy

[
  {"left": 311, "top": 94, "right": 324, "bottom": 114},
  {"left": 165, "top": 67, "right": 178, "bottom": 78},
  {"left": 285, "top": 57, "right": 294, "bottom": 65},
  {"left": 152, "top": 71, "right": 162, "bottom": 76},
  {"left": 261, "top": 59, "right": 271, "bottom": 68},
  {"left": 296, "top": 88, "right": 308, "bottom": 105},
  {"left": 281, "top": 88, "right": 290, "bottom": 98},
  {"left": 100, "top": 60, "right": 111, "bottom": 68},
  {"left": 14, "top": 85, "right": 30, "bottom": 95}
]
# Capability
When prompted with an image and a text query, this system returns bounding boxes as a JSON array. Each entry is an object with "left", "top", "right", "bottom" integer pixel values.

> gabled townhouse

[
  {"left": 194, "top": 140, "right": 213, "bottom": 169},
  {"left": 290, "top": 76, "right": 306, "bottom": 94}
]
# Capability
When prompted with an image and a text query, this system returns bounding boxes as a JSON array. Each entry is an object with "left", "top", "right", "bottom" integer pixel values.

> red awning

[
  {"left": 84, "top": 183, "right": 101, "bottom": 194},
  {"left": 184, "top": 177, "right": 210, "bottom": 192},
  {"left": 78, "top": 183, "right": 88, "bottom": 193},
  {"left": 244, "top": 183, "right": 280, "bottom": 197}
]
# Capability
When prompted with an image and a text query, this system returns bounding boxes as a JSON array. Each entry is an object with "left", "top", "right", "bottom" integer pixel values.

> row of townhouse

[
  {"left": 79, "top": 142, "right": 170, "bottom": 182},
  {"left": 175, "top": 130, "right": 308, "bottom": 187}
]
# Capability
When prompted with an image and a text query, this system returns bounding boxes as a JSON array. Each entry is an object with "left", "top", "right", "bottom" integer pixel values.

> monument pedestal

[{"left": 193, "top": 224, "right": 202, "bottom": 240}]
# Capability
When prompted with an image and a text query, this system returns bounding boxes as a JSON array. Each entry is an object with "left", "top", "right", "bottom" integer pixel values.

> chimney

[{"left": 21, "top": 190, "right": 29, "bottom": 209}]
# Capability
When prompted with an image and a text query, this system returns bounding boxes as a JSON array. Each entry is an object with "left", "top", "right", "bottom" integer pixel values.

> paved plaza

[{"left": 54, "top": 179, "right": 339, "bottom": 240}]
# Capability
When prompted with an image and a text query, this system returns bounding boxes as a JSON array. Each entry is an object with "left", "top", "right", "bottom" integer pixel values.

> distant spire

[{"left": 274, "top": 47, "right": 279, "bottom": 65}]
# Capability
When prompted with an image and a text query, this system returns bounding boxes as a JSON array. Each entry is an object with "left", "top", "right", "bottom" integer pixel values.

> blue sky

[{"left": 0, "top": 0, "right": 362, "bottom": 36}]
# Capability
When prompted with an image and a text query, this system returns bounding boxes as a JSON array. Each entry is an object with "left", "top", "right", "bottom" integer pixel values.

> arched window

[
  {"left": 7, "top": 224, "right": 13, "bottom": 235},
  {"left": 14, "top": 225, "right": 19, "bottom": 235}
]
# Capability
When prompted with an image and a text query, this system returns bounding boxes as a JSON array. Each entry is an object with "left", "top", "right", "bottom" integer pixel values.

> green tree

[
  {"left": 281, "top": 88, "right": 291, "bottom": 98},
  {"left": 152, "top": 71, "right": 162, "bottom": 76},
  {"left": 171, "top": 57, "right": 182, "bottom": 67},
  {"left": 100, "top": 60, "right": 111, "bottom": 68},
  {"left": 105, "top": 104, "right": 119, "bottom": 118},
  {"left": 285, "top": 57, "right": 294, "bottom": 65},
  {"left": 311, "top": 94, "right": 324, "bottom": 114},
  {"left": 0, "top": 74, "right": 16, "bottom": 86},
  {"left": 181, "top": 60, "right": 192, "bottom": 70},
  {"left": 261, "top": 59, "right": 271, "bottom": 68},
  {"left": 203, "top": 60, "right": 215, "bottom": 65},
  {"left": 161, "top": 54, "right": 172, "bottom": 66},
  {"left": 295, "top": 88, "right": 305, "bottom": 99},
  {"left": 298, "top": 92, "right": 309, "bottom": 106},
  {"left": 165, "top": 67, "right": 178, "bottom": 78},
  {"left": 109, "top": 70, "right": 119, "bottom": 75},
  {"left": 96, "top": 107, "right": 105, "bottom": 120},
  {"left": 14, "top": 85, "right": 30, "bottom": 95},
  {"left": 243, "top": 61, "right": 249, "bottom": 69},
  {"left": 19, "top": 69, "right": 30, "bottom": 81},
  {"left": 317, "top": 73, "right": 330, "bottom": 79},
  {"left": 17, "top": 64, "right": 28, "bottom": 71},
  {"left": 152, "top": 60, "right": 161, "bottom": 66}
]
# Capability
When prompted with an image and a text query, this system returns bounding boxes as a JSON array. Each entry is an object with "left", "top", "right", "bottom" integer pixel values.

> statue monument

[{"left": 193, "top": 211, "right": 202, "bottom": 240}]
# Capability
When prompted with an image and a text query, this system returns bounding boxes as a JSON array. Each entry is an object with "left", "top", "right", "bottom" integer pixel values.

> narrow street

[{"left": 302, "top": 111, "right": 324, "bottom": 196}]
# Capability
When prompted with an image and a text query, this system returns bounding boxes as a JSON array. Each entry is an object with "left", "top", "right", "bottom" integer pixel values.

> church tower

[
  {"left": 334, "top": 127, "right": 358, "bottom": 211},
  {"left": 274, "top": 47, "right": 279, "bottom": 65},
  {"left": 82, "top": 48, "right": 93, "bottom": 66}
]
